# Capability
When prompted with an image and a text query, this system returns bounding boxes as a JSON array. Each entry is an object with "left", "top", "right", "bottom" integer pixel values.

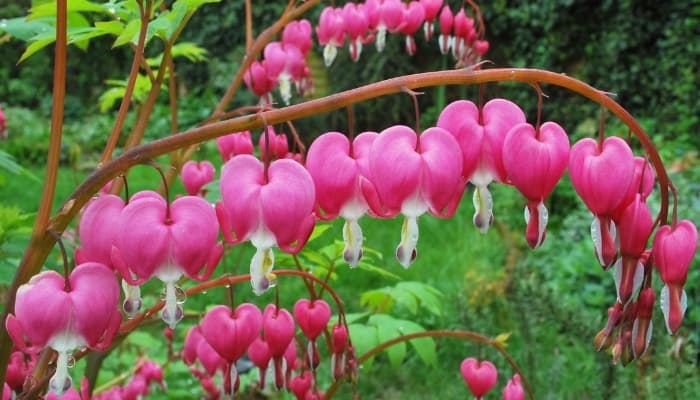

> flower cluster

[
  {"left": 460, "top": 357, "right": 524, "bottom": 400},
  {"left": 182, "top": 299, "right": 342, "bottom": 399},
  {"left": 245, "top": 1, "right": 489, "bottom": 105}
]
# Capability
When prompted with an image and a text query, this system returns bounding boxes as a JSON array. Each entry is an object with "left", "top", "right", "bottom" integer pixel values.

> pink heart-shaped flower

[
  {"left": 200, "top": 304, "right": 262, "bottom": 363},
  {"left": 293, "top": 299, "right": 332, "bottom": 341},
  {"left": 460, "top": 358, "right": 498, "bottom": 399},
  {"left": 181, "top": 160, "right": 215, "bottom": 196},
  {"left": 263, "top": 304, "right": 296, "bottom": 358},
  {"left": 75, "top": 194, "right": 125, "bottom": 267}
]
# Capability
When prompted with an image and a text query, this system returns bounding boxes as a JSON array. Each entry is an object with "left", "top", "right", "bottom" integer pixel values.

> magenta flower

[
  {"left": 294, "top": 298, "right": 331, "bottom": 369},
  {"left": 372, "top": 0, "right": 404, "bottom": 51},
  {"left": 290, "top": 371, "right": 313, "bottom": 400},
  {"left": 502, "top": 374, "right": 525, "bottom": 400},
  {"left": 305, "top": 131, "right": 377, "bottom": 266},
  {"left": 183, "top": 325, "right": 227, "bottom": 376},
  {"left": 399, "top": 1, "right": 426, "bottom": 56},
  {"left": 316, "top": 7, "right": 345, "bottom": 66},
  {"left": 452, "top": 8, "right": 475, "bottom": 60},
  {"left": 243, "top": 60, "right": 275, "bottom": 105},
  {"left": 420, "top": 0, "right": 443, "bottom": 40},
  {"left": 200, "top": 303, "right": 262, "bottom": 396},
  {"left": 216, "top": 130, "right": 254, "bottom": 162},
  {"left": 181, "top": 160, "right": 215, "bottom": 196},
  {"left": 362, "top": 125, "right": 463, "bottom": 267},
  {"left": 111, "top": 191, "right": 223, "bottom": 327},
  {"left": 613, "top": 194, "right": 653, "bottom": 306},
  {"left": 503, "top": 121, "right": 570, "bottom": 248},
  {"left": 653, "top": 220, "right": 698, "bottom": 334},
  {"left": 342, "top": 3, "right": 370, "bottom": 62},
  {"left": 258, "top": 126, "right": 289, "bottom": 162},
  {"left": 331, "top": 324, "right": 349, "bottom": 379},
  {"left": 248, "top": 337, "right": 272, "bottom": 387},
  {"left": 568, "top": 136, "right": 635, "bottom": 268},
  {"left": 611, "top": 156, "right": 655, "bottom": 222},
  {"left": 263, "top": 41, "right": 305, "bottom": 105},
  {"left": 263, "top": 304, "right": 296, "bottom": 389},
  {"left": 437, "top": 99, "right": 526, "bottom": 233},
  {"left": 6, "top": 262, "right": 121, "bottom": 395},
  {"left": 460, "top": 358, "right": 498, "bottom": 400},
  {"left": 217, "top": 155, "right": 315, "bottom": 294},
  {"left": 438, "top": 5, "right": 454, "bottom": 54},
  {"left": 282, "top": 19, "right": 313, "bottom": 55}
]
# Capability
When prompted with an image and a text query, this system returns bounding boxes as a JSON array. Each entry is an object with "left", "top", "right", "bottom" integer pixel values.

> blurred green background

[{"left": 0, "top": 0, "right": 699, "bottom": 399}]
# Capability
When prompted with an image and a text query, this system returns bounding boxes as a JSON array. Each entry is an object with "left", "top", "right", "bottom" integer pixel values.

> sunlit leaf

[
  {"left": 18, "top": 38, "right": 55, "bottom": 63},
  {"left": 29, "top": 0, "right": 109, "bottom": 19},
  {"left": 0, "top": 17, "right": 53, "bottom": 41},
  {"left": 348, "top": 323, "right": 378, "bottom": 369},
  {"left": 395, "top": 319, "right": 436, "bottom": 366},
  {"left": 113, "top": 18, "right": 140, "bottom": 47},
  {"left": 369, "top": 314, "right": 406, "bottom": 369}
]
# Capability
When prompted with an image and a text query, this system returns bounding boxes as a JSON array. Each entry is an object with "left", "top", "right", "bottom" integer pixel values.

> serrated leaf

[
  {"left": 149, "top": 10, "right": 172, "bottom": 40},
  {"left": 389, "top": 287, "right": 419, "bottom": 315},
  {"left": 348, "top": 323, "right": 378, "bottom": 369},
  {"left": 98, "top": 87, "right": 126, "bottom": 112}
]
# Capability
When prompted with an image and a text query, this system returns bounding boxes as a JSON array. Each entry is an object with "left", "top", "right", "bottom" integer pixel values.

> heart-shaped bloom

[
  {"left": 569, "top": 136, "right": 635, "bottom": 268},
  {"left": 305, "top": 131, "right": 377, "bottom": 266},
  {"left": 294, "top": 299, "right": 331, "bottom": 369},
  {"left": 342, "top": 3, "right": 370, "bottom": 62},
  {"left": 200, "top": 303, "right": 262, "bottom": 396},
  {"left": 263, "top": 42, "right": 305, "bottom": 105},
  {"left": 183, "top": 325, "right": 227, "bottom": 376},
  {"left": 247, "top": 337, "right": 272, "bottom": 387},
  {"left": 503, "top": 121, "right": 570, "bottom": 248},
  {"left": 437, "top": 5, "right": 453, "bottom": 54},
  {"left": 460, "top": 358, "right": 498, "bottom": 399},
  {"left": 611, "top": 156, "right": 655, "bottom": 222},
  {"left": 282, "top": 19, "right": 313, "bottom": 55},
  {"left": 653, "top": 220, "right": 698, "bottom": 334},
  {"left": 181, "top": 160, "right": 215, "bottom": 196},
  {"left": 290, "top": 371, "right": 313, "bottom": 400},
  {"left": 399, "top": 2, "right": 426, "bottom": 56},
  {"left": 331, "top": 324, "right": 349, "bottom": 379},
  {"left": 217, "top": 155, "right": 315, "bottom": 294},
  {"left": 244, "top": 61, "right": 275, "bottom": 105},
  {"left": 5, "top": 350, "right": 35, "bottom": 394},
  {"left": 217, "top": 131, "right": 254, "bottom": 162},
  {"left": 362, "top": 125, "right": 464, "bottom": 267},
  {"left": 613, "top": 194, "right": 653, "bottom": 306},
  {"left": 420, "top": 0, "right": 443, "bottom": 40},
  {"left": 373, "top": 0, "right": 404, "bottom": 51},
  {"left": 263, "top": 304, "right": 296, "bottom": 389},
  {"left": 452, "top": 8, "right": 475, "bottom": 61},
  {"left": 316, "top": 7, "right": 345, "bottom": 66},
  {"left": 437, "top": 99, "right": 526, "bottom": 233},
  {"left": 6, "top": 262, "right": 121, "bottom": 395},
  {"left": 111, "top": 191, "right": 223, "bottom": 327},
  {"left": 502, "top": 374, "right": 525, "bottom": 400},
  {"left": 258, "top": 126, "right": 289, "bottom": 162}
]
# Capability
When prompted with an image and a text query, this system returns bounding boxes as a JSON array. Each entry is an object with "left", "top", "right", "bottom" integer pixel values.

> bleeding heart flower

[
  {"left": 611, "top": 156, "right": 656, "bottom": 222},
  {"left": 263, "top": 304, "right": 296, "bottom": 389},
  {"left": 306, "top": 131, "right": 377, "bottom": 266},
  {"left": 248, "top": 337, "right": 272, "bottom": 387},
  {"left": 244, "top": 61, "right": 275, "bottom": 105},
  {"left": 437, "top": 5, "right": 453, "bottom": 54},
  {"left": 217, "top": 130, "right": 254, "bottom": 162},
  {"left": 502, "top": 374, "right": 525, "bottom": 400},
  {"left": 437, "top": 99, "right": 526, "bottom": 234},
  {"left": 399, "top": 2, "right": 426, "bottom": 56},
  {"left": 362, "top": 125, "right": 464, "bottom": 267},
  {"left": 183, "top": 325, "right": 227, "bottom": 376},
  {"left": 373, "top": 0, "right": 404, "bottom": 51},
  {"left": 613, "top": 194, "right": 653, "bottom": 306},
  {"left": 283, "top": 19, "right": 313, "bottom": 55},
  {"left": 330, "top": 324, "right": 349, "bottom": 379},
  {"left": 420, "top": 0, "right": 443, "bottom": 40},
  {"left": 111, "top": 191, "right": 223, "bottom": 327},
  {"left": 293, "top": 299, "right": 331, "bottom": 369},
  {"left": 342, "top": 3, "right": 370, "bottom": 62},
  {"left": 290, "top": 371, "right": 313, "bottom": 400},
  {"left": 474, "top": 39, "right": 489, "bottom": 56},
  {"left": 632, "top": 287, "right": 655, "bottom": 358},
  {"left": 460, "top": 358, "right": 498, "bottom": 399},
  {"left": 217, "top": 155, "right": 315, "bottom": 294},
  {"left": 452, "top": 8, "right": 475, "bottom": 60},
  {"left": 200, "top": 303, "right": 262, "bottom": 396},
  {"left": 569, "top": 136, "right": 635, "bottom": 268},
  {"left": 503, "top": 121, "right": 570, "bottom": 248},
  {"left": 258, "top": 126, "right": 289, "bottom": 162},
  {"left": 5, "top": 263, "right": 121, "bottom": 395},
  {"left": 181, "top": 160, "right": 215, "bottom": 197},
  {"left": 653, "top": 219, "right": 698, "bottom": 334},
  {"left": 5, "top": 350, "right": 35, "bottom": 393},
  {"left": 263, "top": 42, "right": 305, "bottom": 105},
  {"left": 316, "top": 7, "right": 345, "bottom": 66}
]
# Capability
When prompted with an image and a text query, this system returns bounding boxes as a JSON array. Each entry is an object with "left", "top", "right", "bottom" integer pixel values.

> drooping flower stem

[
  {"left": 48, "top": 230, "right": 72, "bottom": 291},
  {"left": 323, "top": 330, "right": 533, "bottom": 400}
]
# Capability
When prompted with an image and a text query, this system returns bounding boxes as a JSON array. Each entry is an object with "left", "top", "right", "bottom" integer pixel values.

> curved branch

[{"left": 0, "top": 68, "right": 672, "bottom": 378}]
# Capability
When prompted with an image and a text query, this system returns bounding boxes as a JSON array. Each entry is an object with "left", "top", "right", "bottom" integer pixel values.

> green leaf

[
  {"left": 29, "top": 0, "right": 109, "bottom": 19},
  {"left": 299, "top": 249, "right": 331, "bottom": 267},
  {"left": 343, "top": 312, "right": 370, "bottom": 325},
  {"left": 98, "top": 87, "right": 126, "bottom": 113},
  {"left": 177, "top": 0, "right": 221, "bottom": 12},
  {"left": 94, "top": 20, "right": 125, "bottom": 36},
  {"left": 395, "top": 319, "right": 437, "bottom": 366},
  {"left": 19, "top": 38, "right": 55, "bottom": 63},
  {"left": 357, "top": 261, "right": 401, "bottom": 280},
  {"left": 369, "top": 314, "right": 406, "bottom": 369},
  {"left": 348, "top": 323, "right": 378, "bottom": 370},
  {"left": 307, "top": 224, "right": 332, "bottom": 243},
  {"left": 0, "top": 17, "right": 53, "bottom": 41},
  {"left": 396, "top": 281, "right": 444, "bottom": 316},
  {"left": 360, "top": 289, "right": 393, "bottom": 312},
  {"left": 389, "top": 287, "right": 419, "bottom": 315},
  {"left": 113, "top": 18, "right": 140, "bottom": 47}
]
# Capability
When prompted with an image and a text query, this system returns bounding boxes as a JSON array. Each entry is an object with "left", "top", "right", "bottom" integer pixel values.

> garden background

[{"left": 0, "top": 0, "right": 699, "bottom": 398}]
